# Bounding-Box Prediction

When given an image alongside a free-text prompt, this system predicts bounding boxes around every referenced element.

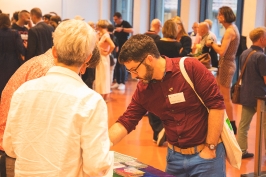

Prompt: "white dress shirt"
[3,66,113,177]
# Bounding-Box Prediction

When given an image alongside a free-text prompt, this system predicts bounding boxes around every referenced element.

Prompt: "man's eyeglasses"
[126,57,146,74]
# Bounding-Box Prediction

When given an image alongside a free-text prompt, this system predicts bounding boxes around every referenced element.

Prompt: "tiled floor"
[109,80,264,177]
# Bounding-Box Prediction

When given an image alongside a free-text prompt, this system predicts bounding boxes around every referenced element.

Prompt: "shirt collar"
[47,66,83,82]
[250,45,263,52]
[165,57,174,73]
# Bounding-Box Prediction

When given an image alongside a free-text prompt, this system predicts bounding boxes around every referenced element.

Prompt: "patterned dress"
[217,24,240,88]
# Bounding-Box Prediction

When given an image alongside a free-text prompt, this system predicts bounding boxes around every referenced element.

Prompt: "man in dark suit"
[26,8,54,60]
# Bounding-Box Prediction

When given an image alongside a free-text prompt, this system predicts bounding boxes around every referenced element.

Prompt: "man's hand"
[199,146,216,159]
[205,39,213,47]
[114,27,123,32]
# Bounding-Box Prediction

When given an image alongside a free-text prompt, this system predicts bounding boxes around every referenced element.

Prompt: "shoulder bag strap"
[179,57,209,112]
[236,50,256,84]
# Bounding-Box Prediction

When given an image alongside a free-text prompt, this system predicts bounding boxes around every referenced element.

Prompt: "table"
[113,152,174,177]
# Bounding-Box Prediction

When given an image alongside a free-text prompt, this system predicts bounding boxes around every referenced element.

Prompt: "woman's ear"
[52,46,58,64]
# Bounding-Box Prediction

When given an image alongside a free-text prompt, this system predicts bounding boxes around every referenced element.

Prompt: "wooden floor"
[108,80,264,176]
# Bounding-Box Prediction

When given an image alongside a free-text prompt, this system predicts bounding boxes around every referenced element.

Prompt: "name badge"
[168,92,185,104]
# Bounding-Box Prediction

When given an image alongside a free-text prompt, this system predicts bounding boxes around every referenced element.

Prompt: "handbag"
[231,50,256,104]
[196,53,211,69]
[179,57,242,169]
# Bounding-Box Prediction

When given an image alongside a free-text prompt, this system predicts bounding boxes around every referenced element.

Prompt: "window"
[200,0,244,42]
[200,0,244,83]
[111,0,134,25]
[150,0,181,23]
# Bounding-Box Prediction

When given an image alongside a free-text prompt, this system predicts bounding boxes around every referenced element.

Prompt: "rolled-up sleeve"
[117,88,148,134]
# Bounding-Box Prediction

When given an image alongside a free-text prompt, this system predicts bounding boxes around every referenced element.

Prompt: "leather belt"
[168,138,222,155]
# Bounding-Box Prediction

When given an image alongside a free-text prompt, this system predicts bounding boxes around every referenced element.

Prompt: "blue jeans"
[166,143,226,177]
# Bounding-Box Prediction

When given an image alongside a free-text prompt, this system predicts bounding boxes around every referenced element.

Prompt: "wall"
[0,0,62,17]
[180,0,200,34]
[242,0,266,47]
[133,0,149,34]
[1,0,265,43]
[0,0,110,23]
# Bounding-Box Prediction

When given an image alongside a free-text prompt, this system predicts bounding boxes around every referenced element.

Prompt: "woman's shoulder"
[181,35,192,41]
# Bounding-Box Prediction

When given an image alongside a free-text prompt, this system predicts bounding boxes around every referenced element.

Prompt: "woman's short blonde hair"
[53,19,97,66]
[172,16,188,37]
[162,19,178,39]
[97,20,110,29]
[249,27,266,43]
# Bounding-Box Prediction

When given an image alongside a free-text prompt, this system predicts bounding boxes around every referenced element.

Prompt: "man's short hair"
[162,19,178,39]
[113,12,122,18]
[50,15,61,24]
[0,13,11,29]
[18,10,29,18]
[249,27,266,43]
[107,24,114,32]
[43,14,51,20]
[30,8,42,18]
[204,19,213,29]
[53,19,97,67]
[12,11,19,21]
[119,34,160,64]
[219,6,236,23]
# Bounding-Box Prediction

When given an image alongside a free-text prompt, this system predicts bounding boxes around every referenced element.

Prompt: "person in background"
[81,47,101,89]
[107,24,119,85]
[3,19,113,177]
[172,16,192,56]
[197,22,218,67]
[26,8,54,60]
[88,21,96,30]
[94,20,115,101]
[144,18,162,41]
[204,19,217,42]
[11,10,31,44]
[112,12,134,90]
[109,34,225,176]
[42,14,51,24]
[188,22,199,37]
[49,15,61,29]
[74,15,84,21]
[150,19,182,146]
[11,11,19,25]
[237,27,266,159]
[155,19,182,58]
[0,13,25,97]
[0,10,2,13]
[206,6,240,134]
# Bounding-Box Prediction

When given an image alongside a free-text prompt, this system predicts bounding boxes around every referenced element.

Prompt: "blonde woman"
[172,16,192,56]
[206,6,240,134]
[95,20,115,101]
[155,19,182,58]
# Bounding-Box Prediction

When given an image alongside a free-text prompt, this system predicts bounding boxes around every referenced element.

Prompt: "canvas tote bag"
[179,57,242,169]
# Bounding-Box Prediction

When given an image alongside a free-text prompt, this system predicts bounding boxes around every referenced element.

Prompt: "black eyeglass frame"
[126,57,146,74]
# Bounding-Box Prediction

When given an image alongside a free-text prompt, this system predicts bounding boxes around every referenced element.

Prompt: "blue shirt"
[240,45,266,107]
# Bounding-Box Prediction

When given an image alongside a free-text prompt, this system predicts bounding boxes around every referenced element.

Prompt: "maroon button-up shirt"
[117,57,225,148]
